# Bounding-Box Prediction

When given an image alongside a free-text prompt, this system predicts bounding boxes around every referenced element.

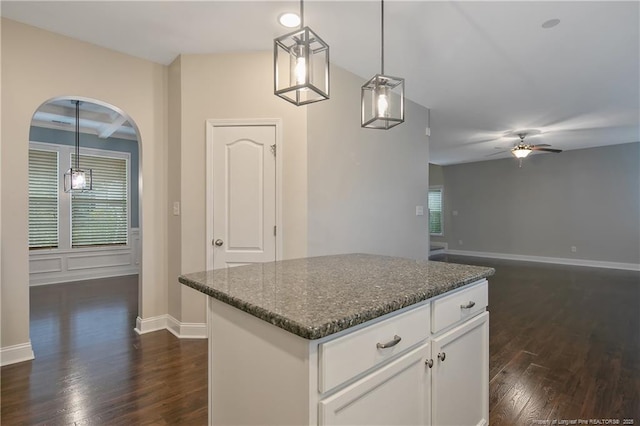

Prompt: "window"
[28,142,130,251]
[71,153,128,247]
[428,186,443,236]
[29,148,59,249]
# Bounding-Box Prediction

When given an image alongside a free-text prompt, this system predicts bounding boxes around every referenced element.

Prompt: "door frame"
[205,118,283,270]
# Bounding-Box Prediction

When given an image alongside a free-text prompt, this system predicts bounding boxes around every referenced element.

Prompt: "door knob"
[214,239,224,247]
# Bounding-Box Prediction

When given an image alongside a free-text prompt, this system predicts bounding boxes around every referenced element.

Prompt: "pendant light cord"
[75,100,80,170]
[300,0,304,28]
[381,0,384,75]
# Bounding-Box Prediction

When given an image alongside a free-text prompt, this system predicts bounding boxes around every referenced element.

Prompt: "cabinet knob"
[214,239,224,247]
[425,359,434,368]
[437,352,446,362]
[376,335,402,349]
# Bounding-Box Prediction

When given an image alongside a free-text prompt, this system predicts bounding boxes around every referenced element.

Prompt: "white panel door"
[212,125,276,269]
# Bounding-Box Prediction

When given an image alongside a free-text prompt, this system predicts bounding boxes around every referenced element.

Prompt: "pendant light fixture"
[274,0,330,105]
[361,0,405,129]
[63,100,92,192]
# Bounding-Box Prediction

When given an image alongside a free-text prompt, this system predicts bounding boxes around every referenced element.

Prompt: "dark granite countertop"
[179,253,494,340]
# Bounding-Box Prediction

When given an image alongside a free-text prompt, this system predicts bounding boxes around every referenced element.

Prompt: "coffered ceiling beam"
[98,115,128,139]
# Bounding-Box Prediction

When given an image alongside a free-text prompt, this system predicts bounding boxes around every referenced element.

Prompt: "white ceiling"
[3,1,638,165]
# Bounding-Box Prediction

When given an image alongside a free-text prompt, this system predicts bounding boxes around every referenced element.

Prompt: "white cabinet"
[205,279,489,426]
[319,342,431,426]
[431,311,489,426]
[318,280,489,426]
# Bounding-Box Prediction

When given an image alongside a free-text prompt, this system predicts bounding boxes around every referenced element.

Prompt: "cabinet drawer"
[319,343,431,426]
[431,279,487,334]
[319,304,430,394]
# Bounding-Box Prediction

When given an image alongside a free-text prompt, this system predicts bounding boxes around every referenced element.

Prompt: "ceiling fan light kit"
[511,145,532,159]
[508,132,563,167]
[361,0,405,130]
[63,100,92,193]
[274,0,330,106]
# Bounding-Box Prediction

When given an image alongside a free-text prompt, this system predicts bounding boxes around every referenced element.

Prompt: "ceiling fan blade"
[532,144,551,147]
[532,147,562,153]
[486,150,508,157]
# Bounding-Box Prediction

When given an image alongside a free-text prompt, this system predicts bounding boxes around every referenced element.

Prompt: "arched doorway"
[27,96,143,356]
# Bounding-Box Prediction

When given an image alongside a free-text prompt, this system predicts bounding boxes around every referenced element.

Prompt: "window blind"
[428,188,443,235]
[71,154,128,247]
[29,149,59,249]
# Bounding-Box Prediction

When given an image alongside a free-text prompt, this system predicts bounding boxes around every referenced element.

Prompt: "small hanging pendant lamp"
[63,100,92,192]
[361,0,405,129]
[274,0,330,105]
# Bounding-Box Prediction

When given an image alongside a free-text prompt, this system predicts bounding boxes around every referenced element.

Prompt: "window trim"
[428,185,444,237]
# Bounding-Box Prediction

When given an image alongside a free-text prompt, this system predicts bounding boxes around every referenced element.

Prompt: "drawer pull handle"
[460,301,476,309]
[376,335,402,349]
[438,352,446,362]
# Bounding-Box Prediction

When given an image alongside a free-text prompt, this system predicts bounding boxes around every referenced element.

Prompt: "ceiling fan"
[509,133,562,159]
[488,132,563,166]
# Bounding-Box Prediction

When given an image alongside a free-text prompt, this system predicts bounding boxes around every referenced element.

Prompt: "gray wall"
[434,142,640,264]
[29,127,140,227]
[307,64,431,259]
[428,164,446,246]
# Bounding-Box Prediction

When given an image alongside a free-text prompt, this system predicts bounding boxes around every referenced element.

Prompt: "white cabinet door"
[320,342,432,426]
[431,311,489,426]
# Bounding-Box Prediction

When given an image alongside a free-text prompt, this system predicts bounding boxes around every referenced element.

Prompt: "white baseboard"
[445,249,640,271]
[1,341,35,366]
[134,315,167,334]
[134,315,207,339]
[166,315,207,339]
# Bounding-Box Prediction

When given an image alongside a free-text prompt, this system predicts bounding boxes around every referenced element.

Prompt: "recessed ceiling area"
[3,1,638,164]
[32,99,137,141]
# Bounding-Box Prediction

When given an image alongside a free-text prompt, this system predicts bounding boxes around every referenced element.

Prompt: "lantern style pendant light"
[274,0,330,105]
[64,100,92,192]
[361,0,405,129]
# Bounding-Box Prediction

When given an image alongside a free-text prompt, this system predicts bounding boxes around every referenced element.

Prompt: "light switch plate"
[173,201,180,216]
[416,206,424,216]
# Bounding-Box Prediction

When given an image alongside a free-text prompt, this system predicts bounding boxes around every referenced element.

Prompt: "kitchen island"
[179,253,495,426]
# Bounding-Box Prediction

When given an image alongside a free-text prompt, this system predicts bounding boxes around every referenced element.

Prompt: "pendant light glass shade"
[64,100,92,193]
[64,168,92,192]
[361,74,404,129]
[361,0,405,129]
[274,1,329,105]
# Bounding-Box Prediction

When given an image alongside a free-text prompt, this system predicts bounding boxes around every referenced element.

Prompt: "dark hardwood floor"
[1,258,638,425]
[437,255,640,425]
[1,276,207,425]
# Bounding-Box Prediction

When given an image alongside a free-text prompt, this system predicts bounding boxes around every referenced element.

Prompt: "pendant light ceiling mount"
[274,0,330,106]
[63,100,92,193]
[361,0,405,130]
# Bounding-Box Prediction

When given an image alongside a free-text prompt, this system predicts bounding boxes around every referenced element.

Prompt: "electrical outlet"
[452,210,459,216]
[458,240,463,246]
[571,246,577,253]
[173,201,180,216]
